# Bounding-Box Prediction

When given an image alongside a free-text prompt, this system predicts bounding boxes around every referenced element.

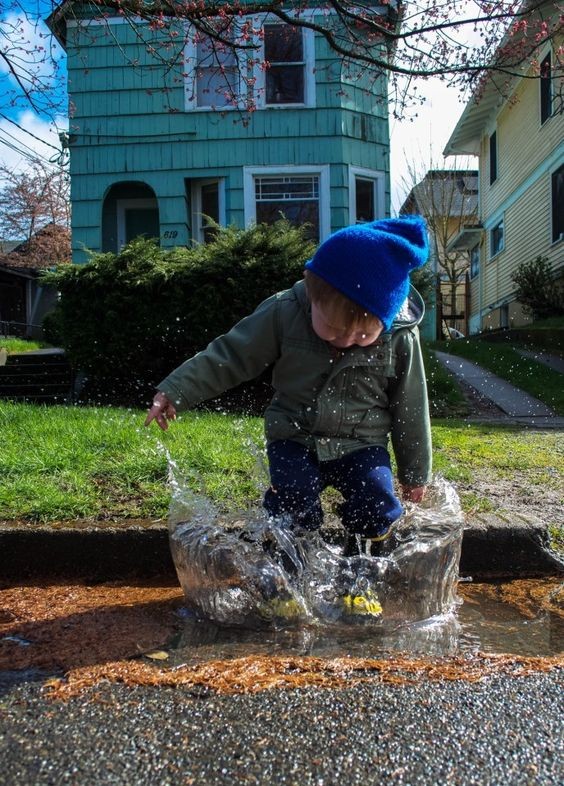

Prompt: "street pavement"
[1,670,562,786]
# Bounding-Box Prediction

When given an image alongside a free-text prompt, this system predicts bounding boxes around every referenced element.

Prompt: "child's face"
[311,302,383,348]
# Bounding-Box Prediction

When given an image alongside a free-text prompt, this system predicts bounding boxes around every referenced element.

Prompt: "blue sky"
[0,1,67,168]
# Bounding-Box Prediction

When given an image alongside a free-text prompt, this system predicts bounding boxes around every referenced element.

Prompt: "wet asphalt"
[1,670,562,786]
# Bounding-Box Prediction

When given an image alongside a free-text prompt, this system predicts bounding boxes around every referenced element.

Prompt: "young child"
[146,215,432,559]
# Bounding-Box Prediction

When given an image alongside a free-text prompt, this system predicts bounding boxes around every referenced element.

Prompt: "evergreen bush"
[511,256,564,321]
[42,220,315,405]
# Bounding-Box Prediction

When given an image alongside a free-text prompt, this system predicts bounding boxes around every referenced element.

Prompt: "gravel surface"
[1,671,562,786]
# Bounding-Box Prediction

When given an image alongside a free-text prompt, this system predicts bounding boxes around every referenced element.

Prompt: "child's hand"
[145,391,177,431]
[401,485,426,503]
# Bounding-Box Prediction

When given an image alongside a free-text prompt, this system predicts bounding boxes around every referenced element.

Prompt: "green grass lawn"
[431,337,564,415]
[0,338,49,354]
[0,403,264,523]
[1,402,562,524]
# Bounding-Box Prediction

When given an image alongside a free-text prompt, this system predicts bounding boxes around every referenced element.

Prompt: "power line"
[0,124,47,158]
[0,113,62,153]
[0,132,51,166]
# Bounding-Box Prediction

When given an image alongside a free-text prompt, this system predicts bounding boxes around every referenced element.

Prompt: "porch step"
[0,350,74,402]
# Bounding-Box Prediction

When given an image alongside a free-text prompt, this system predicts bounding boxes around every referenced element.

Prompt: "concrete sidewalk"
[433,350,564,429]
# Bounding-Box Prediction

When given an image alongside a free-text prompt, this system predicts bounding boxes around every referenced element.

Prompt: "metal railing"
[0,320,43,338]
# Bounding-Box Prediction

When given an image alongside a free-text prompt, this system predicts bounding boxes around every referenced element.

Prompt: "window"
[255,175,319,238]
[185,17,315,111]
[244,166,330,241]
[491,219,504,256]
[540,52,553,125]
[349,168,384,224]
[195,32,239,108]
[489,131,498,185]
[552,165,564,243]
[470,245,480,279]
[191,179,225,243]
[264,24,305,104]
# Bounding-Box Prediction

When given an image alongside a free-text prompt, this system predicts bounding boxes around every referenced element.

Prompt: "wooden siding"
[482,171,563,310]
[481,71,563,220]
[65,15,391,261]
[474,36,564,328]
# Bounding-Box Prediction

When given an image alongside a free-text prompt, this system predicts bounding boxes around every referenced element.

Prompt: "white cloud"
[0,110,68,173]
[390,78,478,214]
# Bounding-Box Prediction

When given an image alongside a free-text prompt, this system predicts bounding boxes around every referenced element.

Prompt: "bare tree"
[400,160,479,333]
[0,159,70,241]
[1,1,562,120]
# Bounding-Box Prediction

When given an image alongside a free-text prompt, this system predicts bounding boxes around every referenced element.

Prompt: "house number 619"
[163,230,178,239]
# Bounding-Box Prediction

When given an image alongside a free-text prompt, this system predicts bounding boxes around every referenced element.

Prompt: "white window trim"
[116,198,159,249]
[489,217,505,259]
[243,165,330,240]
[348,167,385,224]
[191,178,226,243]
[253,16,316,109]
[184,30,244,112]
[184,14,315,111]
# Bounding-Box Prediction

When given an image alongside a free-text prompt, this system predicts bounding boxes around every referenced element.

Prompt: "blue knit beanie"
[305,215,429,330]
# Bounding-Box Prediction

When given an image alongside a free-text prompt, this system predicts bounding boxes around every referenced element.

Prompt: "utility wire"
[0,132,52,165]
[0,124,47,158]
[0,130,49,164]
[0,112,62,152]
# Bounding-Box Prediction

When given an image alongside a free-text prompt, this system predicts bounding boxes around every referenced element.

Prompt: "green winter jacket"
[158,280,432,486]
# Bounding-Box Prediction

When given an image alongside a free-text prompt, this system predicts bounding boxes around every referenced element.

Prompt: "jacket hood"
[391,284,425,330]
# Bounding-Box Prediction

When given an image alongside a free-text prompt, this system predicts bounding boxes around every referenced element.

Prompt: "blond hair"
[304,270,382,331]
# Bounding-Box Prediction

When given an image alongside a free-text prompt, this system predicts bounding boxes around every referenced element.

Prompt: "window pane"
[489,132,497,185]
[491,222,504,255]
[540,53,552,124]
[255,176,318,200]
[197,68,238,106]
[265,25,303,62]
[266,66,304,103]
[255,175,320,240]
[552,165,564,242]
[197,38,237,68]
[256,200,319,240]
[201,183,219,223]
[355,178,375,223]
[470,245,480,278]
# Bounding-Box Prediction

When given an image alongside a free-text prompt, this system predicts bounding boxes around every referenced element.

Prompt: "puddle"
[1,578,561,700]
[162,466,562,666]
[164,578,563,667]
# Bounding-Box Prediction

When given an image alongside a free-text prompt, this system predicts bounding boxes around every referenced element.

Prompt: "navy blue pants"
[263,440,403,538]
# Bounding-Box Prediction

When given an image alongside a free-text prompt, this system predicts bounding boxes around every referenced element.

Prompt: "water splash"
[165,451,465,632]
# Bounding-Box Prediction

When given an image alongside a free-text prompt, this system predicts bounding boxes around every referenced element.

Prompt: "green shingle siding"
[64,14,391,261]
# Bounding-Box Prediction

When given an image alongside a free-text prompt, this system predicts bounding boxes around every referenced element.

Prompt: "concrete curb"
[1,522,562,583]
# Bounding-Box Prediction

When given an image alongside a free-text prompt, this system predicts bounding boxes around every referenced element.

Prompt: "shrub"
[511,256,564,320]
[41,220,315,405]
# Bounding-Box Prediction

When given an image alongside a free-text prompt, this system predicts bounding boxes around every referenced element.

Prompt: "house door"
[116,197,160,249]
[125,208,160,243]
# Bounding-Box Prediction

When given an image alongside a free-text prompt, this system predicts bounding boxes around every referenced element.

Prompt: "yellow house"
[444,3,563,334]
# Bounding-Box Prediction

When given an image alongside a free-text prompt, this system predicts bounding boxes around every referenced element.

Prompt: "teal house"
[48,3,394,263]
